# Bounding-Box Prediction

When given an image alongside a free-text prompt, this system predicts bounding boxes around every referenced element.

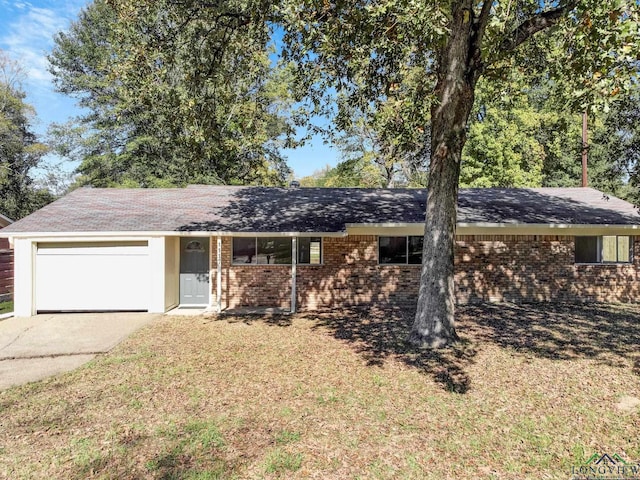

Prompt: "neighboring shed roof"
[3,186,639,234]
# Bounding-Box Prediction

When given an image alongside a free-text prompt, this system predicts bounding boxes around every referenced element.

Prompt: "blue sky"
[0,0,339,180]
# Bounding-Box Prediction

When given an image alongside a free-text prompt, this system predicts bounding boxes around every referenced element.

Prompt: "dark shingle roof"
[3,186,639,234]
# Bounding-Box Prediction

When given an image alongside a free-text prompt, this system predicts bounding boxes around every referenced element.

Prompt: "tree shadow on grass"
[303,302,640,393]
[214,302,640,394]
[461,302,640,369]
[219,313,294,328]
[212,308,476,393]
[305,307,478,394]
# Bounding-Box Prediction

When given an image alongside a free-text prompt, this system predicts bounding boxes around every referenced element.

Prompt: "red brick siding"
[211,237,291,309]
[210,234,640,310]
[0,237,13,298]
[455,235,640,303]
[296,235,420,309]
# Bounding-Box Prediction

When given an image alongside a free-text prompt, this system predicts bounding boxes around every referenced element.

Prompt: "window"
[379,236,423,264]
[575,236,633,264]
[232,237,322,265]
[257,238,292,264]
[233,238,257,264]
[298,237,322,264]
[184,240,205,252]
[379,236,406,264]
[408,236,423,264]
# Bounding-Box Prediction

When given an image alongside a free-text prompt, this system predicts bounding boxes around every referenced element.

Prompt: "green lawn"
[1,303,639,479]
[0,300,12,315]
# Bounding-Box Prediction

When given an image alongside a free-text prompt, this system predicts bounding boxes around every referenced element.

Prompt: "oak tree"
[280,0,640,346]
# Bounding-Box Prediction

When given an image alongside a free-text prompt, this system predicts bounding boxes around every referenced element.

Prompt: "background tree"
[299,157,387,187]
[330,67,431,188]
[0,52,53,220]
[587,93,640,205]
[460,74,628,191]
[461,76,547,187]
[279,0,640,346]
[305,71,638,196]
[49,0,297,187]
[303,110,429,188]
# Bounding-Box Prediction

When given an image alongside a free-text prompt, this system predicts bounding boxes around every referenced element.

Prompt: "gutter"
[345,222,640,236]
[5,222,640,248]
[3,230,349,248]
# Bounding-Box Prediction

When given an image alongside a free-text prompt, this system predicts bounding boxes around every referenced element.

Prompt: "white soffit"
[346,223,640,236]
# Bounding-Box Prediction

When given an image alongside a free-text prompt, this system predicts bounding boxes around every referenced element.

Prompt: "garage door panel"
[36,242,150,311]
[37,241,148,255]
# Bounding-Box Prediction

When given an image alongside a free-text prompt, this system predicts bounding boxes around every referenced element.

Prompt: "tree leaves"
[0,52,53,219]
[49,0,298,188]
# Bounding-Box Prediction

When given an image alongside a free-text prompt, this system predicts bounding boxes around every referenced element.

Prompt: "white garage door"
[36,241,150,312]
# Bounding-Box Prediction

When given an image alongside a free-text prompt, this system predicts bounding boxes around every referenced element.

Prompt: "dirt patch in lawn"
[1,303,639,479]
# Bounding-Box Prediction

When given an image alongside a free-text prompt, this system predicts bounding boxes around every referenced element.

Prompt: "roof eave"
[4,230,349,241]
[346,222,640,236]
[6,222,640,243]
[0,213,13,227]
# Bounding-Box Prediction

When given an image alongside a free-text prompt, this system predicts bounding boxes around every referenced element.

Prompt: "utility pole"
[581,111,588,187]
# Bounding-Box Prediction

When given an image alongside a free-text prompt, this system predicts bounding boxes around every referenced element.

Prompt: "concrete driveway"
[0,313,159,390]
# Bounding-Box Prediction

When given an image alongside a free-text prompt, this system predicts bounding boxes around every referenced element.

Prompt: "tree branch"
[498,1,578,54]
[474,0,493,48]
[467,0,494,79]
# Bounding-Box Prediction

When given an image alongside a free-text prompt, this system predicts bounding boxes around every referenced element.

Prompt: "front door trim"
[179,237,210,306]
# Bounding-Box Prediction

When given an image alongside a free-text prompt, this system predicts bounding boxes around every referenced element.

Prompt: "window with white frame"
[298,237,322,264]
[232,237,322,265]
[379,236,423,264]
[574,236,633,264]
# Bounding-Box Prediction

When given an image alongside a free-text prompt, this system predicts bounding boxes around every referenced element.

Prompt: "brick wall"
[296,235,420,309]
[456,235,640,304]
[211,234,640,311]
[212,237,292,309]
[0,237,13,300]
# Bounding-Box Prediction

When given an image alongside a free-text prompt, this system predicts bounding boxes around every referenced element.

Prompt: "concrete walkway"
[0,313,159,390]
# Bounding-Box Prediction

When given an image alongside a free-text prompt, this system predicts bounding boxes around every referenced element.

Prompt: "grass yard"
[1,303,640,479]
[0,300,12,315]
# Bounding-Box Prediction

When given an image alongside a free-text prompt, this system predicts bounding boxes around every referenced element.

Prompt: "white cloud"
[1,6,72,85]
[0,0,88,134]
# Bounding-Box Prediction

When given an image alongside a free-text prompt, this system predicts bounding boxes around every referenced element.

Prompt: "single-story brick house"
[0,213,14,302]
[3,185,639,317]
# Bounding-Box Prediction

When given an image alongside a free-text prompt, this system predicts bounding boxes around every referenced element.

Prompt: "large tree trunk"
[407,2,480,348]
